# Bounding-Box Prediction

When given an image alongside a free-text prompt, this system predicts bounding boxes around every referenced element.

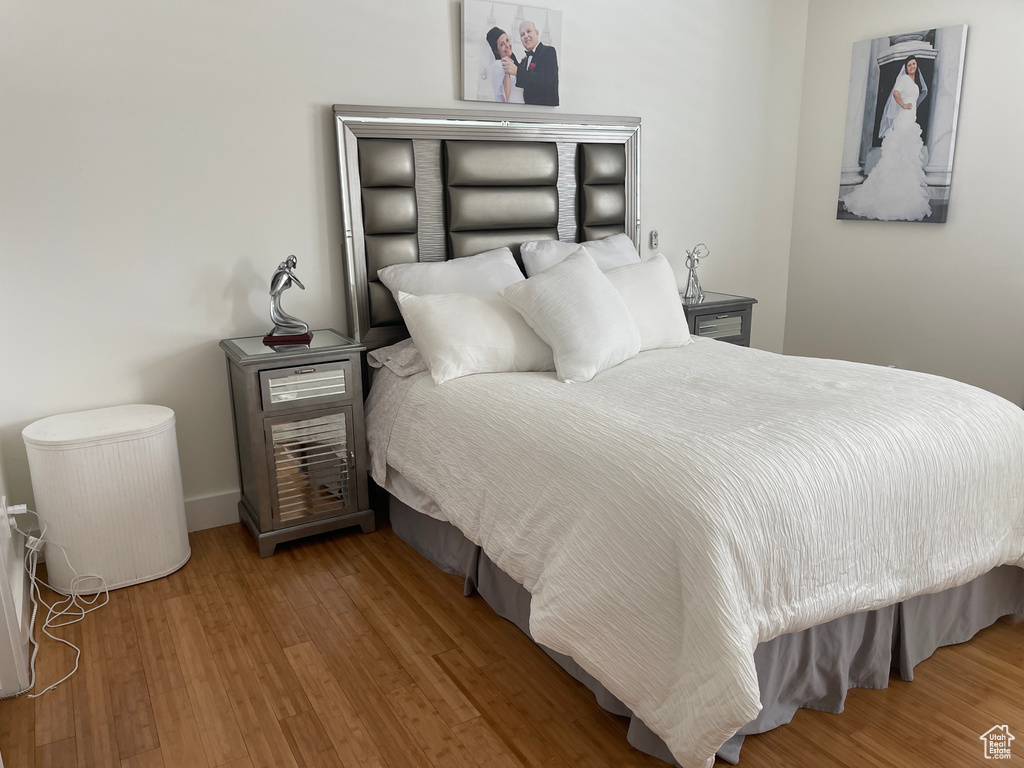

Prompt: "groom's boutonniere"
[528,62,537,70]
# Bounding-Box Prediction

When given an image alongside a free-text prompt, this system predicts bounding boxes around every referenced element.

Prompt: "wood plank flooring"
[1,521,1021,767]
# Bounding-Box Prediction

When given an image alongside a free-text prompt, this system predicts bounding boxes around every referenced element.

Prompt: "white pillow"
[604,255,693,351]
[520,233,640,276]
[657,251,696,292]
[500,248,641,383]
[396,291,554,385]
[378,247,524,301]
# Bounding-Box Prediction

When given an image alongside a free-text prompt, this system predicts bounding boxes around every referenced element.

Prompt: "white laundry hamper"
[22,404,191,593]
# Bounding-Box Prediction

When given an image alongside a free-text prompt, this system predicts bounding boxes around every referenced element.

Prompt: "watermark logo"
[981,725,1015,760]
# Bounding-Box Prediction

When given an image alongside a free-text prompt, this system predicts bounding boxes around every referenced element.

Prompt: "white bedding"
[365,338,1024,768]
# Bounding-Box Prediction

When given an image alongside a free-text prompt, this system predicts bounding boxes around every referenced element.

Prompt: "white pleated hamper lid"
[23,405,176,449]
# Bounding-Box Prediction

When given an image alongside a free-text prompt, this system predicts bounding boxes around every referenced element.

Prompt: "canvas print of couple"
[463,1,561,106]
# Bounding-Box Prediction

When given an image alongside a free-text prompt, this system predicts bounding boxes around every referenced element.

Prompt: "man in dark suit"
[502,20,559,106]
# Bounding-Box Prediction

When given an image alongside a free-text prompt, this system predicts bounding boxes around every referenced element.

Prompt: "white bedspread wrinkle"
[367,339,1024,768]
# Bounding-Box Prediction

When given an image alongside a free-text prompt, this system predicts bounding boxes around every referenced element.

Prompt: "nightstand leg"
[259,538,277,558]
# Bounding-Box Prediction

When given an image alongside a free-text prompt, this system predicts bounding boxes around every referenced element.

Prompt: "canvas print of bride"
[837,26,967,223]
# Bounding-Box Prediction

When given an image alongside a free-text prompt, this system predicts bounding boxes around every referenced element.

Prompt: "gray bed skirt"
[388,498,1024,765]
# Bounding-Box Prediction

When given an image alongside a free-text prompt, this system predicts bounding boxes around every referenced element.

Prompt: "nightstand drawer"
[695,313,744,341]
[259,360,353,412]
[680,291,757,347]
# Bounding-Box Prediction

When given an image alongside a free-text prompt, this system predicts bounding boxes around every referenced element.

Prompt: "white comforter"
[367,339,1024,767]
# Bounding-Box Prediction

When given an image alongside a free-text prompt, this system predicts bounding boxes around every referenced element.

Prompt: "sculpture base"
[263,332,313,346]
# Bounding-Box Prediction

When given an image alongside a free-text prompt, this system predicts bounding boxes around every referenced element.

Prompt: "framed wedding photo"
[461,1,563,107]
[837,25,967,224]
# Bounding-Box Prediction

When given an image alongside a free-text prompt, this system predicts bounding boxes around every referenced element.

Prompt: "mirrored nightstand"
[680,292,757,347]
[220,329,373,556]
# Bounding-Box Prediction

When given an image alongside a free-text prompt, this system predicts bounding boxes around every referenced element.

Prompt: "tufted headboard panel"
[445,140,560,263]
[333,105,640,349]
[579,143,628,242]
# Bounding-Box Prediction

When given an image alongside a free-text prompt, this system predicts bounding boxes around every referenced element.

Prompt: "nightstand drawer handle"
[716,314,731,319]
[295,367,316,374]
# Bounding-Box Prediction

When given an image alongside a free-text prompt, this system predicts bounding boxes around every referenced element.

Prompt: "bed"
[331,105,1024,767]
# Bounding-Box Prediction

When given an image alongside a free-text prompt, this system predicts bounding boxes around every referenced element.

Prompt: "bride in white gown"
[843,56,931,221]
[485,27,525,103]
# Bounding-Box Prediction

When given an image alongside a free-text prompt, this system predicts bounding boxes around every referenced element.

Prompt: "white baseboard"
[184,491,240,532]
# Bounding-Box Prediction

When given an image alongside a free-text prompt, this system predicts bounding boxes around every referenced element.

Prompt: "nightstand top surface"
[679,291,757,309]
[220,329,361,363]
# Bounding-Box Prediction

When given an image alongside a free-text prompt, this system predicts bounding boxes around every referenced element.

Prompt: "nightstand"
[220,329,373,557]
[680,292,757,347]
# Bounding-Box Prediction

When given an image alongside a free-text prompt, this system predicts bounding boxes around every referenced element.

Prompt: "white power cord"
[2,504,108,700]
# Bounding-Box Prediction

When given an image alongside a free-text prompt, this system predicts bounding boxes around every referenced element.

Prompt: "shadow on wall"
[136,341,240,498]
[1,257,265,511]
[220,258,267,335]
[320,105,348,329]
[1,340,241,514]
[0,423,36,509]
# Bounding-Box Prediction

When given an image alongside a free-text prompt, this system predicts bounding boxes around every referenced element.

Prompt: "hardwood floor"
[1,521,1021,767]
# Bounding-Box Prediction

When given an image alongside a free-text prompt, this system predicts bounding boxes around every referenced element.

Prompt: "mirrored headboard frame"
[333,104,641,349]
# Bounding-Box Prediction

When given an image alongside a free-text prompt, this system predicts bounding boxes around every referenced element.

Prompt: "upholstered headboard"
[332,105,641,349]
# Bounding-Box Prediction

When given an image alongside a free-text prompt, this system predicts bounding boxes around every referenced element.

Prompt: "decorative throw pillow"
[520,233,641,276]
[396,291,554,385]
[500,248,641,383]
[604,255,693,351]
[378,246,524,301]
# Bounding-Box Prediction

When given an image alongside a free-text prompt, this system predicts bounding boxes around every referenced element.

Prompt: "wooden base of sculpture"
[263,332,313,346]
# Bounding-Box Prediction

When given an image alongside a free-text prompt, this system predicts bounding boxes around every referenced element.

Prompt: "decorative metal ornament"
[265,255,312,344]
[682,243,710,302]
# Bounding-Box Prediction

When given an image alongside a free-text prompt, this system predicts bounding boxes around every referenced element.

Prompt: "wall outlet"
[2,498,28,531]
[0,497,11,547]
[649,230,659,249]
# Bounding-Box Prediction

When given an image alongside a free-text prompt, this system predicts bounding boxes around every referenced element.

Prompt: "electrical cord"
[1,506,109,700]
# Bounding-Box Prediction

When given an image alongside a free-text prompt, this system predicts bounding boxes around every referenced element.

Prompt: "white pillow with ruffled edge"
[366,337,429,377]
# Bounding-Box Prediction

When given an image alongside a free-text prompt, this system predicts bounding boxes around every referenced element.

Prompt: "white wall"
[785,1,1024,406]
[1,0,808,528]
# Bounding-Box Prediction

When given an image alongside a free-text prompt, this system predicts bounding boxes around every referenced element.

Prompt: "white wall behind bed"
[0,0,808,529]
[785,1,1024,407]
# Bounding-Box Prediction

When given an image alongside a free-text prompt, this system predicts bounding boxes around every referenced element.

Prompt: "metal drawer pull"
[295,367,316,374]
[716,314,730,319]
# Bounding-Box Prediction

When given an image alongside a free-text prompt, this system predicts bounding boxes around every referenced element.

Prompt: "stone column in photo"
[839,39,872,188]
[923,26,968,194]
